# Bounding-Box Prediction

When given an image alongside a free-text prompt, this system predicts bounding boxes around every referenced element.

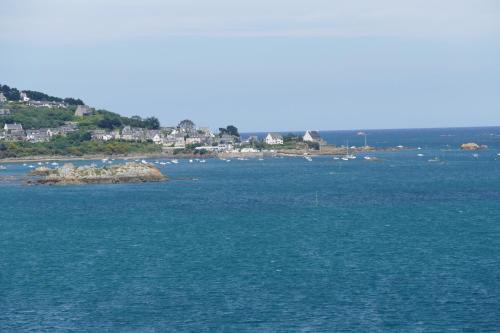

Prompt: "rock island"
[28,162,166,185]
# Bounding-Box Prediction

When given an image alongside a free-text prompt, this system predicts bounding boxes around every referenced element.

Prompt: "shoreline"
[0,152,214,164]
[0,146,419,164]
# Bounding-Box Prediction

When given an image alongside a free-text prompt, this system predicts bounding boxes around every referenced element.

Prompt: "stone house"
[26,129,50,142]
[121,126,145,141]
[3,123,25,141]
[74,105,93,117]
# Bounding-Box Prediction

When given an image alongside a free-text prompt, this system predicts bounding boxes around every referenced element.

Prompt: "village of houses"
[0,91,326,154]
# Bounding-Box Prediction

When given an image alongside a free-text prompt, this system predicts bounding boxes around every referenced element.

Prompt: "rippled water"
[1,128,500,332]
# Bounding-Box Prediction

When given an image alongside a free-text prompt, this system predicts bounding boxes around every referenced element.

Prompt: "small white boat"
[51,162,59,166]
[428,157,440,163]
[333,157,340,160]
[258,158,264,161]
[28,165,35,168]
[364,156,372,160]
[304,156,313,162]
[417,147,422,150]
[23,163,27,166]
[171,159,179,164]
[189,159,193,163]
[199,160,206,163]
[417,153,424,157]
[472,153,479,158]
[341,157,349,161]
[0,165,6,170]
[37,162,42,166]
[226,159,231,162]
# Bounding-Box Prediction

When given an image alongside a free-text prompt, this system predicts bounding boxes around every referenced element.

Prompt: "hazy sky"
[1,0,499,131]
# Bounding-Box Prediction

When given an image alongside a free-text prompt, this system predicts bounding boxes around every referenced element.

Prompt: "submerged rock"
[28,162,167,185]
[460,143,488,150]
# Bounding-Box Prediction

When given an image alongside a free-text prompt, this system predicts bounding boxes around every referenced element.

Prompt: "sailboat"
[344,140,356,160]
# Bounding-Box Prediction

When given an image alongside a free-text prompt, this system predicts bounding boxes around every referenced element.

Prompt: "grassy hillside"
[0,102,160,130]
[0,102,76,129]
[0,131,162,158]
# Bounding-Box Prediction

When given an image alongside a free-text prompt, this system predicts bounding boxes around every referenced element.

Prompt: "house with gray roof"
[265,133,284,145]
[26,129,50,142]
[303,130,324,143]
[3,123,25,141]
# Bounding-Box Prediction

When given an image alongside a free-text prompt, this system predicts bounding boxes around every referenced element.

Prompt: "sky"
[1,0,499,131]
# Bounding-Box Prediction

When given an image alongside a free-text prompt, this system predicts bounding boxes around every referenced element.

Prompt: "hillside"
[0,83,163,158]
[0,83,160,130]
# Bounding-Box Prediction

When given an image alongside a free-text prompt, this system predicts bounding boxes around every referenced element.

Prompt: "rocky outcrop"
[460,143,488,150]
[28,162,167,185]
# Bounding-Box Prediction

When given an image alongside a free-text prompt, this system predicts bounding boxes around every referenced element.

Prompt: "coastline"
[0,146,418,164]
[0,152,215,164]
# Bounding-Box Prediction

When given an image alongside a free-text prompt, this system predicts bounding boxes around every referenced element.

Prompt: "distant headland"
[0,83,489,162]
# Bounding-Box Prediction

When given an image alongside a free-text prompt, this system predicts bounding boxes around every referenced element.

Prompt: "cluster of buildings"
[1,89,327,151]
[87,120,237,151]
[1,123,79,142]
[20,91,70,109]
[0,119,242,151]
[264,130,325,145]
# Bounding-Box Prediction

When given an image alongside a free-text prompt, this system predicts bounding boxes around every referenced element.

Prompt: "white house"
[20,91,30,102]
[152,134,163,145]
[303,130,323,143]
[186,136,202,145]
[0,92,7,103]
[265,133,284,145]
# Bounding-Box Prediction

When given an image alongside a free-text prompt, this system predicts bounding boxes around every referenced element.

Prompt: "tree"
[178,119,195,131]
[98,117,122,130]
[143,117,160,129]
[226,125,239,137]
[0,84,20,101]
[63,98,85,105]
[24,90,62,102]
[219,125,239,137]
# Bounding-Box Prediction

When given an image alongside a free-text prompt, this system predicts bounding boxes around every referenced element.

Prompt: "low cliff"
[28,162,167,185]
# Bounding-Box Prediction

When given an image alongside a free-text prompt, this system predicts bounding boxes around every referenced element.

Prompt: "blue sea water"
[1,127,500,332]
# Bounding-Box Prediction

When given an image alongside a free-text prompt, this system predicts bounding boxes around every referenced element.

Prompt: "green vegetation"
[218,125,240,137]
[0,103,160,131]
[23,90,84,105]
[77,110,160,130]
[0,83,165,158]
[0,131,162,158]
[0,84,21,101]
[0,102,76,129]
[173,143,209,155]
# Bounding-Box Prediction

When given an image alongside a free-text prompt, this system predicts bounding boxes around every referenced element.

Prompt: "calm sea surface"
[1,127,500,332]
